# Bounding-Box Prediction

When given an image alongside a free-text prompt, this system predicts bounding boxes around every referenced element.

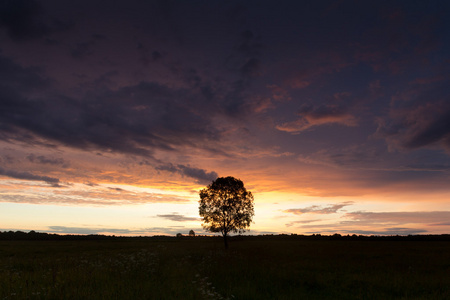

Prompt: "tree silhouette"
[199,176,254,249]
[189,230,195,237]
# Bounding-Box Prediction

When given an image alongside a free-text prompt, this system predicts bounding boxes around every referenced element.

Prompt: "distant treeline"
[0,231,174,241]
[1,230,450,241]
[235,233,450,242]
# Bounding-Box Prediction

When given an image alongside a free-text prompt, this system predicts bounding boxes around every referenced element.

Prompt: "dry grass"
[1,236,449,299]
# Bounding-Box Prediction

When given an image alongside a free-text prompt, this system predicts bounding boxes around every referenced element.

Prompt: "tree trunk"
[223,232,229,249]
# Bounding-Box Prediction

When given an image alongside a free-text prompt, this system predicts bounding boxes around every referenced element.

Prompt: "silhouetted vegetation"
[199,176,254,248]
[0,230,117,241]
[2,230,450,241]
[1,233,450,299]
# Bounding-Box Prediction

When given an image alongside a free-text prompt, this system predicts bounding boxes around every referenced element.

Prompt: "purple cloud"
[0,167,59,185]
[276,104,357,134]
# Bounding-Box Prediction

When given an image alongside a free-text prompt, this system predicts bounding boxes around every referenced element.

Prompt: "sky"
[1,0,450,236]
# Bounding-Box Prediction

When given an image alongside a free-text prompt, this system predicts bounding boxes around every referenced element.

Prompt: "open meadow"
[1,235,450,299]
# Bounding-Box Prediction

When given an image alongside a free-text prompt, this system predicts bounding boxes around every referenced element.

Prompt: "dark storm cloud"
[0,55,47,90]
[227,30,263,79]
[0,2,268,160]
[0,0,47,40]
[400,102,450,151]
[0,55,49,142]
[27,154,69,167]
[0,55,222,156]
[71,41,96,59]
[284,202,353,215]
[152,51,162,61]
[137,45,163,66]
[238,30,262,56]
[405,111,450,150]
[0,48,263,176]
[177,165,218,185]
[1,0,450,195]
[0,167,59,185]
[156,213,199,222]
[70,34,106,59]
[352,1,449,75]
[236,30,263,77]
[240,57,261,77]
[156,164,218,185]
[376,78,450,152]
[0,0,69,41]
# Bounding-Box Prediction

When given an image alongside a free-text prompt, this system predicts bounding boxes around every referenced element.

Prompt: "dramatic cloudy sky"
[1,0,450,236]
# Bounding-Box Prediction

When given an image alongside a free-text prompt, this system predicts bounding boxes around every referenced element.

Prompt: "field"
[1,235,450,299]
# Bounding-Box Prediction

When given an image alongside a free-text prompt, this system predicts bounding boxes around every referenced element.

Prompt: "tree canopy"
[199,176,254,248]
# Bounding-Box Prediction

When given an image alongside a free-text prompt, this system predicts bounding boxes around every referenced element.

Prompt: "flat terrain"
[1,235,450,299]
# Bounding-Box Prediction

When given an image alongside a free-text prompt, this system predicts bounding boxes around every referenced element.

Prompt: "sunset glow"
[1,0,450,236]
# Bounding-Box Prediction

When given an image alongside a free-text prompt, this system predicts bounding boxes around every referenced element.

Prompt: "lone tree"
[199,176,254,249]
[189,230,195,237]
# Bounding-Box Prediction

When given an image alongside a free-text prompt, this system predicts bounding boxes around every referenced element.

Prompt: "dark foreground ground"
[1,234,449,299]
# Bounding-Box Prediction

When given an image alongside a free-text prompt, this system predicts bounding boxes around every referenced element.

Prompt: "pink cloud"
[276,104,357,134]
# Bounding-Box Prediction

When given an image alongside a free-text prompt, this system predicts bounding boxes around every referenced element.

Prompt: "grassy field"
[1,236,450,299]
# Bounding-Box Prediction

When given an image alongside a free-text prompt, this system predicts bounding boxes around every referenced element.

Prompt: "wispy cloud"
[344,211,450,225]
[285,219,322,227]
[0,181,190,205]
[27,154,69,167]
[299,226,428,236]
[0,167,60,186]
[156,213,200,222]
[288,210,450,235]
[284,202,353,215]
[48,226,139,235]
[340,228,428,236]
[276,104,357,134]
[47,226,203,236]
